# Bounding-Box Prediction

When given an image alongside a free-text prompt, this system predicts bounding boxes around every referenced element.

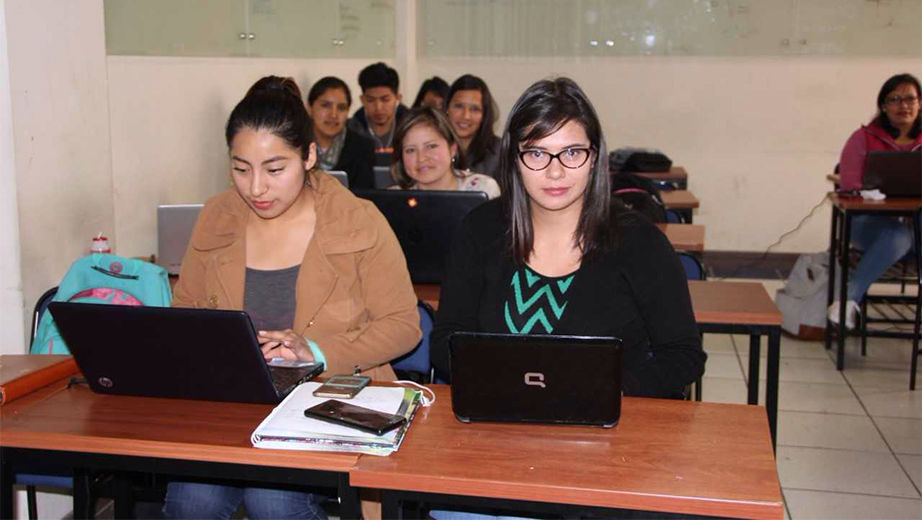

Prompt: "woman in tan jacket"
[164,76,420,520]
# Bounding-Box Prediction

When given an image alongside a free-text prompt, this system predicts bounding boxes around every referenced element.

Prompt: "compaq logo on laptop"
[524,372,546,388]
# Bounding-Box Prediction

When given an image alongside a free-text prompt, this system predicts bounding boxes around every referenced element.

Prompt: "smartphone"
[311,375,371,399]
[304,400,406,436]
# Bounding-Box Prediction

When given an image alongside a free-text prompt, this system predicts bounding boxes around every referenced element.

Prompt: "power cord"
[714,194,829,281]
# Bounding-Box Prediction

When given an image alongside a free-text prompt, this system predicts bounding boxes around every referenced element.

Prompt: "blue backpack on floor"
[31,254,173,354]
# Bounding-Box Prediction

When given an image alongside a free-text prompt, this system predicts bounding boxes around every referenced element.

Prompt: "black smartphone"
[304,400,406,436]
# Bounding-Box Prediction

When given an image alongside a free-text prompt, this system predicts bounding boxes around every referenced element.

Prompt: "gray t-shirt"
[243,265,300,332]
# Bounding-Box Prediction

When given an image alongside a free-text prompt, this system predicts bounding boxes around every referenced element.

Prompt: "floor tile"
[875,417,922,455]
[776,446,919,498]
[844,366,919,390]
[778,337,833,360]
[701,333,736,354]
[741,355,847,385]
[699,376,748,405]
[783,489,922,520]
[853,385,922,420]
[766,381,865,415]
[777,411,889,452]
[702,353,744,379]
[897,454,921,491]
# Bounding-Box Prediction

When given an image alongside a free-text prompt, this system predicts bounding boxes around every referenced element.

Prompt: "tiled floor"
[701,280,922,520]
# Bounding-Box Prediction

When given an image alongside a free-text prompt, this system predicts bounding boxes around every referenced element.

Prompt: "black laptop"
[862,151,921,196]
[48,302,324,404]
[354,189,489,283]
[449,332,622,427]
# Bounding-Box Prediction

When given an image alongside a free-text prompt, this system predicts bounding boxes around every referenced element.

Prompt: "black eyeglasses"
[885,95,920,107]
[518,148,593,171]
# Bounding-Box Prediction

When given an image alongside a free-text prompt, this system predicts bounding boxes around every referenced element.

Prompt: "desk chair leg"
[694,378,703,402]
[26,486,37,520]
[113,472,134,519]
[382,492,402,520]
[766,328,781,451]
[836,214,854,371]
[910,215,922,391]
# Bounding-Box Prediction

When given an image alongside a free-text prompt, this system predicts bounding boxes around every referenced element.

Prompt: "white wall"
[6,0,113,347]
[419,56,922,252]
[0,0,25,355]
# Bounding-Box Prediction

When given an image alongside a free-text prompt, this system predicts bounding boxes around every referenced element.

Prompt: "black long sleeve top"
[431,200,706,398]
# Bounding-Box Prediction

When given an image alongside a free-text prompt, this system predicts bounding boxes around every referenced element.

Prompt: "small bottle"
[90,235,111,255]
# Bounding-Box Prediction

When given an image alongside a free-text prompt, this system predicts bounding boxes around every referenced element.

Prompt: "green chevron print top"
[504,266,576,334]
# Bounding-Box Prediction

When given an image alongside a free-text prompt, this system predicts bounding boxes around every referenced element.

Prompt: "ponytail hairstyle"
[226,76,314,161]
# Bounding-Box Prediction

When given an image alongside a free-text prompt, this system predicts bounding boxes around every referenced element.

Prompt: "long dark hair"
[873,73,921,140]
[498,77,612,264]
[391,107,467,188]
[226,76,314,161]
[446,74,499,168]
[412,76,450,108]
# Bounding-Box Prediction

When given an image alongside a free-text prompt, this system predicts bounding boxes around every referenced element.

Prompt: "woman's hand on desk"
[259,329,315,362]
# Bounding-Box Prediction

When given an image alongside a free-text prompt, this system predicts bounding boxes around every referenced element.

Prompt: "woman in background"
[390,106,500,199]
[831,73,921,329]
[307,76,376,189]
[166,76,419,519]
[445,74,501,177]
[412,76,450,110]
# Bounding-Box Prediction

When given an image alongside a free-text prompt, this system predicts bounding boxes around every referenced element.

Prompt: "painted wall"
[6,0,114,348]
[106,55,921,259]
[0,0,25,356]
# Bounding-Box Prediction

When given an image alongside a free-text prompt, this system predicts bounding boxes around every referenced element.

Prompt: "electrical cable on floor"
[714,194,830,281]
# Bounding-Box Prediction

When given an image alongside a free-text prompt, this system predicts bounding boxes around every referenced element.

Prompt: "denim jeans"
[845,214,918,302]
[162,481,328,520]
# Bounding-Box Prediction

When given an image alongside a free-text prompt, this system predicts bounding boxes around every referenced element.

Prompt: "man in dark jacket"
[347,62,409,162]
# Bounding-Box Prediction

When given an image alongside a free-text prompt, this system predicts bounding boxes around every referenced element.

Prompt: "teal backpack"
[31,254,173,354]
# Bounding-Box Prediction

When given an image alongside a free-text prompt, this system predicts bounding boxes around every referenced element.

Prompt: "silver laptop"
[449,332,622,427]
[157,204,203,275]
[373,166,396,189]
[327,170,349,188]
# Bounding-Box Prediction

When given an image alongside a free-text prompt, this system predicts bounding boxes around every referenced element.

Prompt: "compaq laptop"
[862,151,921,196]
[449,332,622,427]
[354,189,489,283]
[48,302,323,404]
[157,204,203,275]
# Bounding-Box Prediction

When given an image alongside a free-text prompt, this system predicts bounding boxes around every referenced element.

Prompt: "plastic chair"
[391,301,436,383]
[677,252,707,401]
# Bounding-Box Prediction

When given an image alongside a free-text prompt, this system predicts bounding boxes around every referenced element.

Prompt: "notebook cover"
[0,355,78,405]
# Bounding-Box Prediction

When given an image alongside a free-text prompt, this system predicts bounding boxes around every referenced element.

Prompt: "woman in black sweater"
[431,78,705,398]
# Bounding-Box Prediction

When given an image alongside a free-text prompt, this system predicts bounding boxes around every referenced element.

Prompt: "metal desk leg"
[825,205,840,351]
[766,327,781,451]
[747,335,761,405]
[836,213,853,370]
[113,472,134,519]
[911,212,922,391]
[338,474,362,520]
[382,491,402,520]
[72,468,94,520]
[1,451,13,520]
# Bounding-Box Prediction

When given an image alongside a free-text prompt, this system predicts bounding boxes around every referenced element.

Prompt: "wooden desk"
[351,386,782,520]
[0,381,361,519]
[660,190,699,223]
[657,223,705,252]
[635,166,689,189]
[414,281,782,448]
[824,193,922,387]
